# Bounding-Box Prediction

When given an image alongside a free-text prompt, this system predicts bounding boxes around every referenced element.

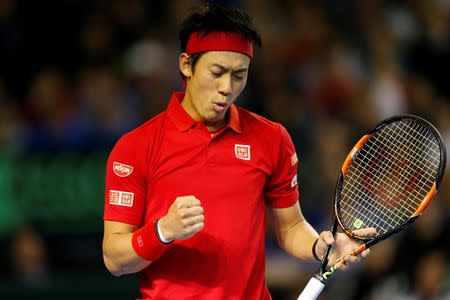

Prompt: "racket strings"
[342,122,438,232]
[353,143,430,209]
[371,122,439,201]
[380,123,439,202]
[368,122,439,186]
[383,122,440,175]
[341,186,404,233]
[344,124,437,231]
[346,133,433,216]
[339,120,441,238]
[359,124,438,207]
[365,123,437,195]
[341,170,419,234]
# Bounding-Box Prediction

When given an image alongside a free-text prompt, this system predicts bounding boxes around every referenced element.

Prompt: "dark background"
[0,0,449,299]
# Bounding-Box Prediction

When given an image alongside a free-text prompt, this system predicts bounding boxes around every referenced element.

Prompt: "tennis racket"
[297,114,447,300]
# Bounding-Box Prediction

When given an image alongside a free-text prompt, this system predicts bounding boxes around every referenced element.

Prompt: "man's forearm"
[270,204,320,261]
[103,231,152,276]
[278,217,319,260]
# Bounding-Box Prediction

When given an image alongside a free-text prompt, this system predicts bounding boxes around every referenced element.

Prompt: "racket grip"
[297,277,325,300]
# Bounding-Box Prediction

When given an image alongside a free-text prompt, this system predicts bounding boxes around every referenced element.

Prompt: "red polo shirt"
[104,92,299,300]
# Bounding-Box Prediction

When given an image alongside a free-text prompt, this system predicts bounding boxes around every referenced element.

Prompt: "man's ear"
[179,53,192,78]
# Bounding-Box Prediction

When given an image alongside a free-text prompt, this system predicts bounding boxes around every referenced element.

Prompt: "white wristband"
[157,220,173,244]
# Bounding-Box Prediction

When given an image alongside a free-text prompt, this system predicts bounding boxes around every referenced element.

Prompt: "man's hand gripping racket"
[298,115,447,300]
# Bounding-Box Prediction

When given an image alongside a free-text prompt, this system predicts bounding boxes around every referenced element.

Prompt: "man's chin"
[203,115,226,128]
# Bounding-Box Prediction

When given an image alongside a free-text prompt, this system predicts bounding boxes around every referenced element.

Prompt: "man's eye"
[233,73,245,80]
[211,71,222,77]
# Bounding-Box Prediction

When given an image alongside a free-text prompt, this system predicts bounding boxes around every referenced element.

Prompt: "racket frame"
[316,114,447,284]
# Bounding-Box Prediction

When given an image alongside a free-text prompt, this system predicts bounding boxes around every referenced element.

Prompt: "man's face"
[182,51,250,130]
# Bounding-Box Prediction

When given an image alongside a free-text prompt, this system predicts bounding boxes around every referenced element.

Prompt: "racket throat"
[320,265,338,282]
[320,219,339,274]
[320,244,333,274]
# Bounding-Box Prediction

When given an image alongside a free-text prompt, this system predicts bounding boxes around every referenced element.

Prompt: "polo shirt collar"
[167,92,242,133]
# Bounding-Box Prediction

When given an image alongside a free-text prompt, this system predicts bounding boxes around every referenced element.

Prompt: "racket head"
[335,115,447,241]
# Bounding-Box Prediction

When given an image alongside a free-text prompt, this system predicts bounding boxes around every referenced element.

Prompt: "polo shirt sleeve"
[103,132,147,225]
[265,124,299,208]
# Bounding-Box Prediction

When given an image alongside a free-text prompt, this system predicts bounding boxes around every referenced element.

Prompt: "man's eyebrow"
[211,63,248,73]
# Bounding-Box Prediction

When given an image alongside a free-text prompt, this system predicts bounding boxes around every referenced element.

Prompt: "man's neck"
[181,92,228,133]
[205,120,226,133]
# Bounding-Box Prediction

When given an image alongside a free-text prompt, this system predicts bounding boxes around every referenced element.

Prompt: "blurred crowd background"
[0,0,449,299]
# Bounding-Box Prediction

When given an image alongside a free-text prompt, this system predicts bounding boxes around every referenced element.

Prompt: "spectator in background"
[124,32,178,118]
[407,0,450,99]
[9,226,49,288]
[77,14,116,68]
[0,78,22,152]
[409,249,450,300]
[21,69,82,152]
[365,19,409,120]
[76,66,142,149]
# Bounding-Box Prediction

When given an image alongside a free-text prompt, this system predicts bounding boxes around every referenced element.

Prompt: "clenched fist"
[158,196,204,241]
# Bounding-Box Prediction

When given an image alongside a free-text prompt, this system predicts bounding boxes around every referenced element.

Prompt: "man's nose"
[218,75,232,96]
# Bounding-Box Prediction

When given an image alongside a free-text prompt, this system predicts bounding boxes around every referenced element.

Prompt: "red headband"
[185,31,253,58]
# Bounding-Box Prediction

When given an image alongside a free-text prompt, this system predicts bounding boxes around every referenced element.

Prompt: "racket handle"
[297,277,325,300]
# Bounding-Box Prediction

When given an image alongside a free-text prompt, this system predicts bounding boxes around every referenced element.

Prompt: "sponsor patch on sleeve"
[113,162,134,177]
[291,174,298,188]
[109,190,134,207]
[291,153,298,166]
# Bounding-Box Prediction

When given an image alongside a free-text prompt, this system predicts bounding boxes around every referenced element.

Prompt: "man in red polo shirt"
[102,3,369,299]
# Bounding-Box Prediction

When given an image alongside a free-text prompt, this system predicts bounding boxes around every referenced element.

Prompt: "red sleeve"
[265,124,299,208]
[103,131,147,225]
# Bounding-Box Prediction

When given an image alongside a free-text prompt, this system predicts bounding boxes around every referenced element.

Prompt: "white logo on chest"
[235,144,251,160]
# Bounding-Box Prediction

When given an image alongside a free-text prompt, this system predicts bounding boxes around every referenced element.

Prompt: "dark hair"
[178,3,262,76]
[179,3,262,52]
